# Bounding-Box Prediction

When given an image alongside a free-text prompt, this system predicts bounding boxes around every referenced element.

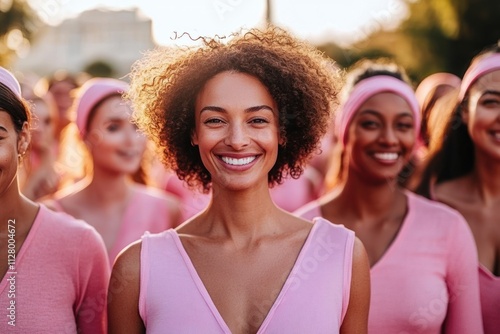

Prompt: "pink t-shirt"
[139,218,354,333]
[0,205,109,333]
[295,191,483,334]
[479,264,500,334]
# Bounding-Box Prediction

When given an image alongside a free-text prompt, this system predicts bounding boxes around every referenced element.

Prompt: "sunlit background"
[1,0,500,82]
[28,0,404,46]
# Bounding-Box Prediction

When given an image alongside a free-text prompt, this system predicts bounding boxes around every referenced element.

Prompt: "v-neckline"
[370,192,414,272]
[169,219,322,333]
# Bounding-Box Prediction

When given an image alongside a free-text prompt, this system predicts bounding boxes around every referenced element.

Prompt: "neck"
[335,172,404,223]
[85,168,134,204]
[201,181,281,242]
[471,152,500,203]
[0,179,38,234]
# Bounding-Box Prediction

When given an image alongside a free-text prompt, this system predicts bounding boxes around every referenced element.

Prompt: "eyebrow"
[358,109,414,118]
[105,116,130,122]
[481,90,500,97]
[200,105,275,114]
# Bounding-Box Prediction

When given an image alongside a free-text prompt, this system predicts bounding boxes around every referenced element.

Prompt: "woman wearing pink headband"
[0,67,109,333]
[48,77,182,267]
[296,59,483,333]
[417,44,500,334]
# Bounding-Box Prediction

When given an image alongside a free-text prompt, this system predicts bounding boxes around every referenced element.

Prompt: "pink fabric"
[335,75,421,146]
[458,53,500,100]
[295,192,483,334]
[74,78,129,137]
[107,185,175,266]
[415,72,461,107]
[164,173,211,221]
[270,166,323,213]
[139,218,354,333]
[0,205,109,333]
[429,185,498,333]
[478,264,500,334]
[53,184,175,266]
[0,66,21,98]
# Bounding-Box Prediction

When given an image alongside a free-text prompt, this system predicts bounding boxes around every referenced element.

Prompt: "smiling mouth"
[373,152,399,161]
[220,156,257,166]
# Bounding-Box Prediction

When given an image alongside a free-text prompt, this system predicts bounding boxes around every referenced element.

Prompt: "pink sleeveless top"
[139,218,354,333]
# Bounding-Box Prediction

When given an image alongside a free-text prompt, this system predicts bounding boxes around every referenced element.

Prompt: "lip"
[216,154,260,171]
[489,130,500,142]
[117,150,141,159]
[371,152,401,165]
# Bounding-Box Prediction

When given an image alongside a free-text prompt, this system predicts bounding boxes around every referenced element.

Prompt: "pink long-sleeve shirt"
[0,205,109,333]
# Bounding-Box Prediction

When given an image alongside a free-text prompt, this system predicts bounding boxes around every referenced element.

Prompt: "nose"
[224,122,250,150]
[125,124,146,145]
[378,125,398,146]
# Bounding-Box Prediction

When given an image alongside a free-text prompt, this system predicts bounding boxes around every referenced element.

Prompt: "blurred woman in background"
[49,78,182,266]
[416,45,500,334]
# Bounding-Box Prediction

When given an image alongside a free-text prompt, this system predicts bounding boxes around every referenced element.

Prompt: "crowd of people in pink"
[0,25,498,333]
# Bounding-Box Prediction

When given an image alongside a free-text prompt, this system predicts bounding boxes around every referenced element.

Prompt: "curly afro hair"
[128,26,341,192]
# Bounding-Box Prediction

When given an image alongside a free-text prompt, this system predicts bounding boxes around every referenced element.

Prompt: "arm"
[75,228,110,334]
[340,237,371,334]
[108,241,145,334]
[443,214,483,333]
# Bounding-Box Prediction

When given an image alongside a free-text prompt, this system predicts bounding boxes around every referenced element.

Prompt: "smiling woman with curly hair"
[108,26,370,334]
[129,27,340,192]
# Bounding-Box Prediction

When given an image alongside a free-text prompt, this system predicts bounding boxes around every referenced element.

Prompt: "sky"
[28,0,407,46]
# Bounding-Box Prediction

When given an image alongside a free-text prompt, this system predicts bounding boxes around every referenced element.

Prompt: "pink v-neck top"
[139,218,354,333]
[479,264,500,334]
[295,191,483,334]
[429,185,500,333]
[0,205,109,333]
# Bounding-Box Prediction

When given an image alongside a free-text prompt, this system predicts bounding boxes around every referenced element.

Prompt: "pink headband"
[74,78,129,137]
[336,75,420,146]
[458,53,500,101]
[0,66,22,99]
[415,72,461,108]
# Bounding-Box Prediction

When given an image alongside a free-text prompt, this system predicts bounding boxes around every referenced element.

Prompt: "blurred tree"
[317,41,394,70]
[84,60,116,78]
[348,0,500,82]
[0,0,39,66]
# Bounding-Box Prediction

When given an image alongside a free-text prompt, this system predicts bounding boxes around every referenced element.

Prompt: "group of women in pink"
[0,25,498,333]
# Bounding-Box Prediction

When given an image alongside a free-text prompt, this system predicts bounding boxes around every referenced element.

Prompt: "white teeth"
[493,132,500,140]
[221,156,256,166]
[374,153,398,161]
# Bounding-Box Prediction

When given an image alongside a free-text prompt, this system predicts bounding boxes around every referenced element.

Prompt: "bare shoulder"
[113,240,142,275]
[435,175,474,207]
[108,240,144,334]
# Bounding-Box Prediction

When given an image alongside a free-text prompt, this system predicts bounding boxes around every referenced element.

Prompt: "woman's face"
[346,92,416,183]
[192,71,280,192]
[85,95,147,176]
[0,111,29,196]
[464,69,500,161]
[31,99,56,151]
